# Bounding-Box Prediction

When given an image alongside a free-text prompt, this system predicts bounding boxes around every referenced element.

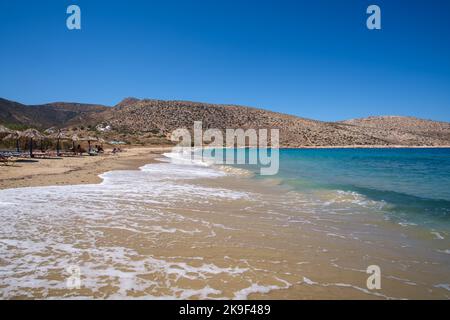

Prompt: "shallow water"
[0,149,449,299]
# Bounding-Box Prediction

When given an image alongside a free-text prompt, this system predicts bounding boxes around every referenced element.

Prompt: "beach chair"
[0,154,11,166]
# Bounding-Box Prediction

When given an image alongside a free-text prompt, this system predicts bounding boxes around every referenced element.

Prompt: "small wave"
[434,284,450,292]
[341,186,450,220]
[163,150,212,167]
[430,231,445,240]
[302,277,317,285]
[398,222,418,227]
[233,278,291,299]
[215,165,254,177]
[299,276,398,299]
[321,190,387,210]
[163,149,258,178]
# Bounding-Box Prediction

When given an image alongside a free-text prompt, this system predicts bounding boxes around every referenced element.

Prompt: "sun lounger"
[0,155,8,165]
[0,154,14,166]
[29,152,47,158]
[58,152,79,157]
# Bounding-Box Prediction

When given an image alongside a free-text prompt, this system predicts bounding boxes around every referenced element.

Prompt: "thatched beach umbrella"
[21,129,45,157]
[44,127,57,135]
[98,138,105,147]
[0,125,12,149]
[71,133,79,151]
[80,136,98,153]
[2,130,22,152]
[0,125,13,137]
[50,130,70,156]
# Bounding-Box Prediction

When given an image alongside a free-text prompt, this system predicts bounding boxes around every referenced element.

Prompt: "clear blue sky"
[1,0,449,121]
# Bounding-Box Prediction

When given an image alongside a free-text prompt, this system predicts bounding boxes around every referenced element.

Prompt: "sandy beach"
[0,147,171,190]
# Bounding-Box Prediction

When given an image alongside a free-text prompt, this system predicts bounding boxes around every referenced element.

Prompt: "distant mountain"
[1,97,449,146]
[0,98,108,129]
[340,116,450,146]
[97,98,390,146]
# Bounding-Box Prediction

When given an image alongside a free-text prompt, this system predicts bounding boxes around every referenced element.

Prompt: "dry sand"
[0,147,172,190]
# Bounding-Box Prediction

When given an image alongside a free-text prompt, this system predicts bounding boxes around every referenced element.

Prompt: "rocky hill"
[96,99,450,146]
[340,116,450,146]
[0,98,108,129]
[1,97,449,147]
[95,99,385,146]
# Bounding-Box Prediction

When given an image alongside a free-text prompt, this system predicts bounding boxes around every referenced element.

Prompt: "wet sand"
[0,147,171,190]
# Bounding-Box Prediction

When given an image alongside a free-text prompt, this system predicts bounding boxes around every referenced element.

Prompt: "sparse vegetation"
[1,97,450,147]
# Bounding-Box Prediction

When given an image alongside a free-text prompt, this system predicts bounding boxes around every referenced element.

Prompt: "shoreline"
[2,144,450,191]
[282,145,450,149]
[0,146,172,190]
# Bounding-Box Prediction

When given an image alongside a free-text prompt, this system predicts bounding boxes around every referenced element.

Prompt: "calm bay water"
[234,148,450,229]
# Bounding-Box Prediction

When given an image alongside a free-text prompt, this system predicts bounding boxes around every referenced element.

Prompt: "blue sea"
[230,148,450,230]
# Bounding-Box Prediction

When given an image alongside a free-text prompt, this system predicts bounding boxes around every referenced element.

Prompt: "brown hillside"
[95,99,450,146]
[0,98,108,129]
[1,97,450,147]
[340,116,450,146]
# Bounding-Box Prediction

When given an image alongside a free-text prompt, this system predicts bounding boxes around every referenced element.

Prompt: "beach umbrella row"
[2,129,45,154]
[1,126,103,157]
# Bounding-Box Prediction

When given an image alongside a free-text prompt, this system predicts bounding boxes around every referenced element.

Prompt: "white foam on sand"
[434,283,450,292]
[233,278,291,300]
[163,150,213,167]
[431,231,445,240]
[0,157,260,299]
[324,190,387,210]
[163,149,255,177]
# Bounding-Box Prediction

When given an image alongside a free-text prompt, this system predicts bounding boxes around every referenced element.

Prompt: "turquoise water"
[226,148,450,229]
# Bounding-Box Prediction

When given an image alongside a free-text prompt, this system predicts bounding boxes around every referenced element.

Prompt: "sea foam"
[0,157,255,299]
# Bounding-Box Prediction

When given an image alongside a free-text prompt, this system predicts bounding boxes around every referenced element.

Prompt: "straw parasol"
[2,130,22,152]
[44,127,57,135]
[98,138,105,146]
[70,133,80,151]
[80,136,98,153]
[0,125,13,149]
[21,129,45,157]
[0,125,13,136]
[49,130,70,155]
